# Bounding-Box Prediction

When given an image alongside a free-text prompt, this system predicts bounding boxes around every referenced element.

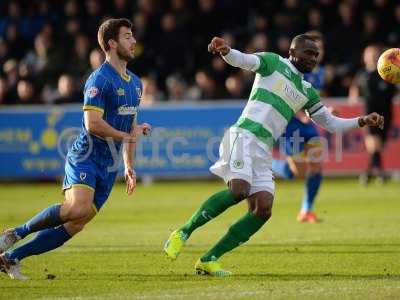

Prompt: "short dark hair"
[97,18,133,53]
[290,34,316,49]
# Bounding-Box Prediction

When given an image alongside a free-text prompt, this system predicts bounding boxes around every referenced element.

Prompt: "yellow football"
[377,48,400,84]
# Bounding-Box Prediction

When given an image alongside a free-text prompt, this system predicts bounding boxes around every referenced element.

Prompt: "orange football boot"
[297,211,321,223]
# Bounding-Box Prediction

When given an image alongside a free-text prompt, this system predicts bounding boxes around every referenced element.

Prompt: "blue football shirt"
[69,61,142,167]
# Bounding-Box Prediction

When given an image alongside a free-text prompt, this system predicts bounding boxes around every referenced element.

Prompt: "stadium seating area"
[0,0,399,105]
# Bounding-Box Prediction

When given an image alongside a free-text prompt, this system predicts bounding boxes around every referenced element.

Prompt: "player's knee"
[254,207,272,221]
[65,221,87,236]
[229,179,251,202]
[253,197,273,221]
[70,222,85,233]
[61,203,93,221]
[230,186,250,202]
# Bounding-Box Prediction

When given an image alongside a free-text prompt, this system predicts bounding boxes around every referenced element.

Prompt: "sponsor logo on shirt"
[136,87,142,100]
[118,104,137,115]
[283,83,303,102]
[86,87,99,98]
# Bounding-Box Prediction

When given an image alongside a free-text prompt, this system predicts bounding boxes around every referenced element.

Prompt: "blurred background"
[0,0,399,181]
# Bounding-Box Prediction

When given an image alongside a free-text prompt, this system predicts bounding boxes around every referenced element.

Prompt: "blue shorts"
[283,118,321,156]
[62,156,118,211]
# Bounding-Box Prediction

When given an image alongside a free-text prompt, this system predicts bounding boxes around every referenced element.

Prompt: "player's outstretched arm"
[84,110,135,142]
[309,105,384,133]
[208,37,260,72]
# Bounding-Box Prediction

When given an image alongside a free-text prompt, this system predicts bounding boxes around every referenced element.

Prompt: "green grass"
[0,179,399,299]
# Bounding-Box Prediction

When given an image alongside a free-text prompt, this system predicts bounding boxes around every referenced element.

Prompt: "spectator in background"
[141,76,164,106]
[3,59,19,100]
[67,34,91,84]
[275,35,291,58]
[88,48,104,72]
[0,0,399,104]
[60,0,82,46]
[195,69,224,100]
[18,61,30,79]
[0,0,22,39]
[361,12,383,48]
[225,73,247,99]
[246,33,269,53]
[64,0,82,19]
[279,0,304,34]
[156,12,188,88]
[370,0,392,33]
[170,0,191,30]
[23,29,64,87]
[192,0,221,66]
[349,44,397,184]
[210,56,229,86]
[83,0,103,36]
[386,3,400,47]
[112,0,133,19]
[52,74,80,104]
[16,79,39,104]
[327,1,360,70]
[22,33,49,77]
[4,23,27,60]
[0,38,10,67]
[251,14,270,35]
[166,74,187,101]
[0,76,12,105]
[307,8,324,33]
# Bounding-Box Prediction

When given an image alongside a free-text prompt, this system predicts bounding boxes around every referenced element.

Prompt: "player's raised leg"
[164,179,249,260]
[195,189,273,276]
[0,186,96,279]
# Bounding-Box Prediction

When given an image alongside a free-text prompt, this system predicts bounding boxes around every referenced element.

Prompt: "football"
[377,48,400,84]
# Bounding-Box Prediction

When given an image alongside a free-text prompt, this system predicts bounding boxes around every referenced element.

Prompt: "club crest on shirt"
[80,172,87,181]
[233,159,244,169]
[86,87,99,98]
[118,104,137,115]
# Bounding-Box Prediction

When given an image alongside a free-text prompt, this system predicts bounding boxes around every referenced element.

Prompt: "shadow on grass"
[66,272,400,282]
[63,243,400,255]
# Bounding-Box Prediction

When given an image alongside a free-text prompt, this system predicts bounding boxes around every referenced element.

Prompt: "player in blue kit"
[0,18,150,280]
[272,31,325,223]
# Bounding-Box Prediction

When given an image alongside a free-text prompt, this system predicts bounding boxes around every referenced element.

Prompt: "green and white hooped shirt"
[232,52,323,146]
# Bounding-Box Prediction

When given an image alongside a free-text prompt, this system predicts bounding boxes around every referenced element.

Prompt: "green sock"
[200,212,266,262]
[180,190,237,238]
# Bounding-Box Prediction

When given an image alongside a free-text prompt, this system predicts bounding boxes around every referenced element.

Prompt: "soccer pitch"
[0,179,399,299]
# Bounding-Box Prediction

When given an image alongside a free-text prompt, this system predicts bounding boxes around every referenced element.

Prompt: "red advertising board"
[319,101,400,174]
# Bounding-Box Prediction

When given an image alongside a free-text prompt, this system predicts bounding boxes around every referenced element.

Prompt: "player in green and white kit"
[164,34,384,276]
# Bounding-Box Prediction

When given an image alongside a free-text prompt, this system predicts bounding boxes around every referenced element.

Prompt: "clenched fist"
[358,112,384,129]
[208,37,231,56]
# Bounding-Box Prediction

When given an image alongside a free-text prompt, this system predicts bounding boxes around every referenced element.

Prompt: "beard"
[116,46,134,62]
